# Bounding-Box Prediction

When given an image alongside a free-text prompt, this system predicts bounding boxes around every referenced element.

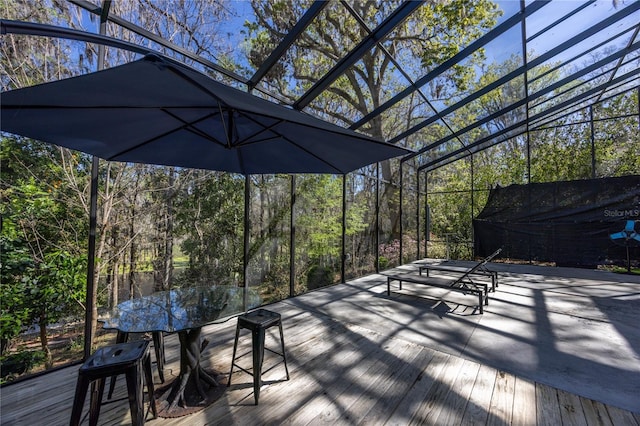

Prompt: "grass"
[173,255,189,269]
[599,264,640,275]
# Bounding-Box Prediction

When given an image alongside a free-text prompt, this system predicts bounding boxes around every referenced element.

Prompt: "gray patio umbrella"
[0,54,410,174]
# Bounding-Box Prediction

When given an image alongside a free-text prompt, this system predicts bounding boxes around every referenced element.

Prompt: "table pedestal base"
[155,328,227,418]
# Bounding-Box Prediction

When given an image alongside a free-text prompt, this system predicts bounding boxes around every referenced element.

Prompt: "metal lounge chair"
[414,248,502,291]
[384,250,502,314]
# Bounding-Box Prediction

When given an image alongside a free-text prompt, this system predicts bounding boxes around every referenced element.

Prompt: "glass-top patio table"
[100,285,260,417]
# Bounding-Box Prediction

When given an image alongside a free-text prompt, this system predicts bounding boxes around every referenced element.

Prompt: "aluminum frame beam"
[418,67,640,172]
[399,2,640,156]
[410,42,639,165]
[293,0,423,110]
[350,0,549,130]
[68,0,248,84]
[248,1,328,90]
[530,76,639,129]
[526,0,595,43]
[531,85,640,132]
[1,19,154,57]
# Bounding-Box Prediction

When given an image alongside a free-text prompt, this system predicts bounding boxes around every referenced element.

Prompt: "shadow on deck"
[1,262,639,425]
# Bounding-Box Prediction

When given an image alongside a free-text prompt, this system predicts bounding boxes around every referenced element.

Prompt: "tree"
[0,220,32,356]
[592,90,640,177]
[0,137,88,364]
[23,251,86,367]
[1,0,240,364]
[174,171,245,287]
[244,0,502,242]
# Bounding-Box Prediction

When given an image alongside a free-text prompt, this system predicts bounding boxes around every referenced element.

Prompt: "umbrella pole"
[84,0,111,359]
[243,175,250,310]
[375,163,380,273]
[290,175,296,297]
[84,156,99,359]
[341,175,346,283]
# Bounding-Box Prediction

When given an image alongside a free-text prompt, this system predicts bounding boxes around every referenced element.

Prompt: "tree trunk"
[112,256,120,307]
[38,315,52,369]
[164,168,175,291]
[259,176,267,281]
[154,168,175,292]
[128,171,139,299]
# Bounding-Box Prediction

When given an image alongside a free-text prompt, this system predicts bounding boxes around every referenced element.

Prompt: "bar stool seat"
[108,331,165,400]
[70,340,157,426]
[227,309,290,404]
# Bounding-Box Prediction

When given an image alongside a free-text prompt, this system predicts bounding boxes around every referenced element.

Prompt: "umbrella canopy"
[1,54,410,174]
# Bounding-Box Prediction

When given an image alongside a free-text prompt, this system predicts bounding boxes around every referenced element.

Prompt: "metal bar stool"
[108,331,165,399]
[227,309,290,404]
[70,340,157,426]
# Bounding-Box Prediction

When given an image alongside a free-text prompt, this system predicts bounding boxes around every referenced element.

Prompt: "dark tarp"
[0,54,410,175]
[474,175,640,267]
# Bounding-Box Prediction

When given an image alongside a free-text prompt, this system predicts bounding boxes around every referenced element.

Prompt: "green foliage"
[174,172,245,285]
[2,249,86,360]
[1,136,88,354]
[0,244,85,360]
[0,223,32,353]
[0,350,46,383]
[29,251,87,322]
[418,0,501,92]
[427,160,475,242]
[306,264,334,290]
[378,257,389,270]
[296,175,367,264]
[592,90,640,177]
[260,252,291,303]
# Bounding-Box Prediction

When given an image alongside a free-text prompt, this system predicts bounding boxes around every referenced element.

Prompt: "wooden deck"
[2,265,640,425]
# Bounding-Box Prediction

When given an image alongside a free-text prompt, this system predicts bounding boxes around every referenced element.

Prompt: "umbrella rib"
[221,105,234,149]
[153,63,238,149]
[237,111,344,174]
[162,61,238,147]
[160,108,230,147]
[231,112,283,147]
[104,108,227,161]
[161,60,401,150]
[281,133,343,174]
[233,105,406,151]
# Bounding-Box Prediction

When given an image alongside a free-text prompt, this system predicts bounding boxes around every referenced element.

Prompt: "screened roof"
[2,0,639,173]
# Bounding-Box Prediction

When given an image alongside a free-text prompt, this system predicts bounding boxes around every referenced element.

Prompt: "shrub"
[306,265,333,290]
[0,350,46,383]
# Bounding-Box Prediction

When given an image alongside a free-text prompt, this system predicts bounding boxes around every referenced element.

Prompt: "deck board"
[291,337,416,425]
[433,358,481,425]
[605,405,640,426]
[385,350,451,425]
[536,383,563,426]
[511,376,537,426]
[409,354,466,425]
[357,346,435,426]
[579,397,614,426]
[459,363,496,426]
[558,388,589,426]
[2,270,639,425]
[486,371,515,426]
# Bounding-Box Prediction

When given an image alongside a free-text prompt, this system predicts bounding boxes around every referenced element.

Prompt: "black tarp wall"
[473,175,640,268]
